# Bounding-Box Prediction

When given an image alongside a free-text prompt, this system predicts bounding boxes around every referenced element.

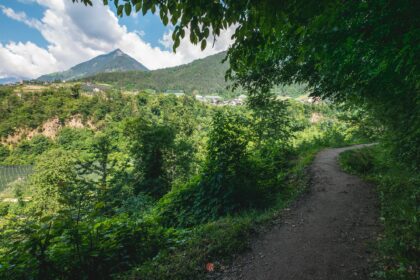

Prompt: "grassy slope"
[339,146,419,280]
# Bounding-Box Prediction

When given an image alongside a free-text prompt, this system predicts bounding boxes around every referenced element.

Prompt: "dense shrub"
[0,145,9,163]
[156,177,201,227]
[0,202,9,216]
[2,135,53,164]
[339,148,375,175]
[0,149,168,280]
[56,127,94,151]
[157,106,294,227]
[155,110,260,227]
[0,213,168,280]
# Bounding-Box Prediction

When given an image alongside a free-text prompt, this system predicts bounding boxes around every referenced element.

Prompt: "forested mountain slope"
[86,52,233,95]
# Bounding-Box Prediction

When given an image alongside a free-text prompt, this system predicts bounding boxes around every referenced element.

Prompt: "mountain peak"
[111,48,124,56]
[37,49,148,82]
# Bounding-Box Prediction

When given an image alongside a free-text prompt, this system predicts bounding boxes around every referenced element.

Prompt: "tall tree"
[126,117,176,198]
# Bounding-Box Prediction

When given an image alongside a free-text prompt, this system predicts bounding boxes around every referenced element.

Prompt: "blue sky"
[0,1,47,46]
[1,0,168,49]
[0,0,234,78]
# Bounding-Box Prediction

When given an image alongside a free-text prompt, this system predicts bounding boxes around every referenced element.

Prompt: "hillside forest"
[0,82,381,279]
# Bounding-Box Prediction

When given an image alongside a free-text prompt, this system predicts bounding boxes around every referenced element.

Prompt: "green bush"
[339,148,375,175]
[156,109,291,228]
[3,135,53,164]
[0,145,9,163]
[0,214,168,280]
[0,202,9,216]
[156,177,201,227]
[56,127,94,151]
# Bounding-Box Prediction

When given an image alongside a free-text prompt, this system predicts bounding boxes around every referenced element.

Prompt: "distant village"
[160,90,246,106]
[195,94,247,106]
[160,89,248,106]
[7,80,319,106]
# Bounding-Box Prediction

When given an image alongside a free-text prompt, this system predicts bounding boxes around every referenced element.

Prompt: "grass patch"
[339,146,419,280]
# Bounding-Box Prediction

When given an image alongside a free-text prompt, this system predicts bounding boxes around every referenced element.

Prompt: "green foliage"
[70,83,81,98]
[0,148,167,280]
[0,144,9,163]
[6,0,419,278]
[155,177,201,227]
[223,0,419,166]
[339,146,419,280]
[125,94,204,198]
[3,135,53,165]
[196,110,258,216]
[0,85,364,279]
[0,212,167,279]
[0,86,130,138]
[127,118,176,197]
[156,110,260,227]
[339,148,375,175]
[56,127,94,151]
[129,217,254,280]
[0,202,9,216]
[157,102,295,227]
[335,104,383,142]
[121,143,315,280]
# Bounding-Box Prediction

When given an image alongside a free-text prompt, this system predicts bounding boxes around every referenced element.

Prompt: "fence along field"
[0,165,33,195]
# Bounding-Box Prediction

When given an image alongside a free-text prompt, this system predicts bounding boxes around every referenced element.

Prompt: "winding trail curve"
[217,145,380,280]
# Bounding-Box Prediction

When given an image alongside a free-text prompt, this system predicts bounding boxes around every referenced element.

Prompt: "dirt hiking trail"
[216,145,380,280]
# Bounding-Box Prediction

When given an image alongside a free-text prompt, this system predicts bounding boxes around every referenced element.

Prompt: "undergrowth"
[120,145,322,279]
[119,114,367,279]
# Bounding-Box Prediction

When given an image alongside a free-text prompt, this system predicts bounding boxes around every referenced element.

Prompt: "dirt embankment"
[2,115,95,145]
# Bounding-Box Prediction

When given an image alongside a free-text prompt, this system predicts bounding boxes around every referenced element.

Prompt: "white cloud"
[0,42,57,78]
[134,30,146,37]
[0,4,42,29]
[0,0,235,79]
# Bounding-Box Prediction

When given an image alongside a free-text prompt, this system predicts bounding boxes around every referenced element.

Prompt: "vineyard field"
[0,165,33,193]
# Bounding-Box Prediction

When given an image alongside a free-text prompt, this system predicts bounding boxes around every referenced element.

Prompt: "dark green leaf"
[124,3,132,16]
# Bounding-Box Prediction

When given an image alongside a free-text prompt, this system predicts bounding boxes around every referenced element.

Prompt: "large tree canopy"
[74,0,419,165]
